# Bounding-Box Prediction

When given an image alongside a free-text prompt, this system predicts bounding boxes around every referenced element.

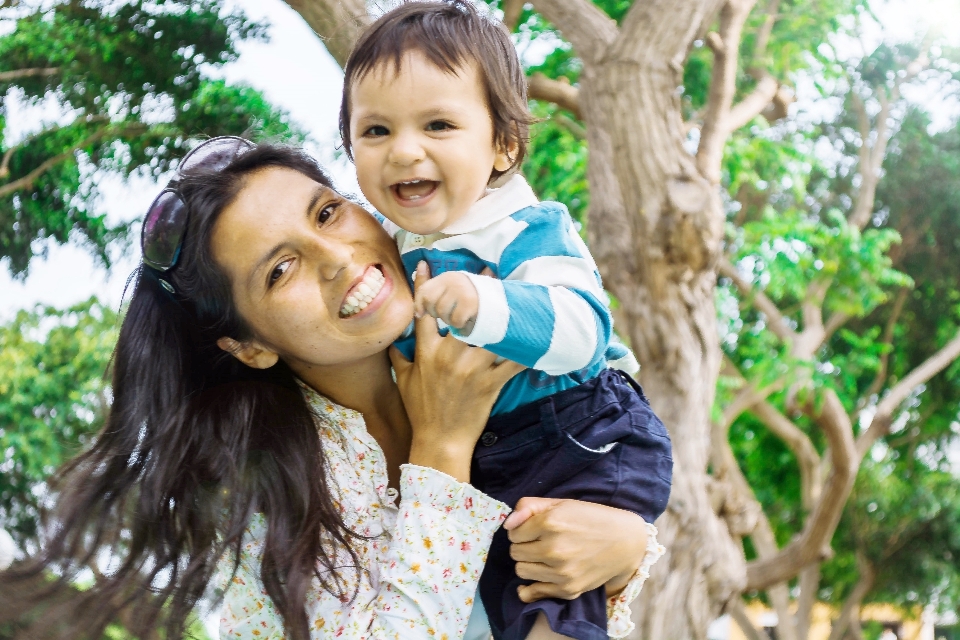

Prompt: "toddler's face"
[349,50,514,235]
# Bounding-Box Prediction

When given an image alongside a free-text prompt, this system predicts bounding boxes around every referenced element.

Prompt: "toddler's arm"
[445,205,613,375]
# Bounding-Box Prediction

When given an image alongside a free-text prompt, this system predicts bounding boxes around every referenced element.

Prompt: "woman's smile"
[340,264,392,318]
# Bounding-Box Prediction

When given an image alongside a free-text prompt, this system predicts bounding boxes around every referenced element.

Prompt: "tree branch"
[859,288,908,409]
[697,0,759,184]
[0,147,14,180]
[527,73,582,119]
[752,401,822,510]
[792,278,833,359]
[283,0,371,68]
[0,114,108,180]
[0,126,117,199]
[551,111,586,140]
[746,389,857,589]
[719,257,797,344]
[795,563,820,640]
[724,74,779,132]
[826,553,875,640]
[823,310,850,344]
[502,0,525,31]
[847,89,891,230]
[856,327,960,458]
[751,0,780,62]
[0,67,59,82]
[528,0,618,63]
[748,504,800,640]
[729,599,767,640]
[848,42,931,229]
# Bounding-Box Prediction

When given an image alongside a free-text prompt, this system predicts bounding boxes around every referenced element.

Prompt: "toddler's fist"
[414,271,480,335]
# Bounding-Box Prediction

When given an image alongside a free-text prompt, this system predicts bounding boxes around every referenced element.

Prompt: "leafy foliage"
[0,0,305,276]
[0,298,117,547]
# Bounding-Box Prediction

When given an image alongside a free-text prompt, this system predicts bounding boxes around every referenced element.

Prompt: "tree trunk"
[826,555,875,640]
[573,1,747,636]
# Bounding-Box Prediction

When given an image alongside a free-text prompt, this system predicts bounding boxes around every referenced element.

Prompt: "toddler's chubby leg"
[525,613,574,640]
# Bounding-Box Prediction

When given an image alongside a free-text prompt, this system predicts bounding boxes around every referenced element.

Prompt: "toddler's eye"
[364,125,389,137]
[269,260,291,285]
[426,120,453,132]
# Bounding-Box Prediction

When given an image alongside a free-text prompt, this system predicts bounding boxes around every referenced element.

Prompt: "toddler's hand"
[414,271,480,335]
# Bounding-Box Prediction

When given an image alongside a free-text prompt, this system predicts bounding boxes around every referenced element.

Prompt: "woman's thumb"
[503,496,562,530]
[388,345,412,377]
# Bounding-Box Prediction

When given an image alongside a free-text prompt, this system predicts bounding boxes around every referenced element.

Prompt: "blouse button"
[410,234,425,246]
[386,488,399,500]
[480,432,498,446]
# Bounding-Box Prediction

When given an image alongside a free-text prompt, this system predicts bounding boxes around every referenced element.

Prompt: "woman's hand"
[503,497,649,602]
[390,261,524,482]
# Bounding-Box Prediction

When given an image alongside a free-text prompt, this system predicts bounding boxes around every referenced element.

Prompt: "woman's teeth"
[340,268,385,317]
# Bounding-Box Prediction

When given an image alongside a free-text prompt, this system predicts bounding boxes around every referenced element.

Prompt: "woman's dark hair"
[0,144,357,639]
[339,0,533,181]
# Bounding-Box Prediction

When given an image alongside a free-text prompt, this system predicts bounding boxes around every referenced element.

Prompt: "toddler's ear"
[493,135,520,173]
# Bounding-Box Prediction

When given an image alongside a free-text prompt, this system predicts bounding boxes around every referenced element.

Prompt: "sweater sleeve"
[450,204,613,375]
[606,522,665,638]
[219,465,510,639]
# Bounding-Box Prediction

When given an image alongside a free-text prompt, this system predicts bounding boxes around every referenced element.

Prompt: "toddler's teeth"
[359,301,368,309]
[358,283,372,296]
[347,296,359,307]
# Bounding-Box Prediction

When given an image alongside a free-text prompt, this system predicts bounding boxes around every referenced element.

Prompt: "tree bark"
[282,0,370,67]
[826,555,875,640]
[529,0,748,635]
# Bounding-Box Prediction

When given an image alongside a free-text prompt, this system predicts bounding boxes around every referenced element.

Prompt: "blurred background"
[0,0,958,638]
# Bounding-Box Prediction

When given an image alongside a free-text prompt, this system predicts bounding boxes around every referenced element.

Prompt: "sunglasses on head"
[140,136,255,273]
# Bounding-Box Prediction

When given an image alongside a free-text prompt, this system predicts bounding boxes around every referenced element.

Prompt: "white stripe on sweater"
[534,287,599,375]
[463,273,510,346]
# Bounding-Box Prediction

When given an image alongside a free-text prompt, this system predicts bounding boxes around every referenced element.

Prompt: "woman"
[1,139,660,640]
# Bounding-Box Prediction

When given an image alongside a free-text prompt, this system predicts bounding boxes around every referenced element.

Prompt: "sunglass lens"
[142,190,185,271]
[180,136,254,173]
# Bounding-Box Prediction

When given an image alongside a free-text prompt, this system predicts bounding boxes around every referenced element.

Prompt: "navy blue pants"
[470,369,673,640]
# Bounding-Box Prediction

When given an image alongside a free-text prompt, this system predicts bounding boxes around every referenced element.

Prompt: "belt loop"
[539,398,563,449]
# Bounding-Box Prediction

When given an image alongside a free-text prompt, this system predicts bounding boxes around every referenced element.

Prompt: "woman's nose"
[314,236,354,281]
[387,130,425,166]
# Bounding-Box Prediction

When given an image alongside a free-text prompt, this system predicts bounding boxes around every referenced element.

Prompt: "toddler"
[340,3,673,639]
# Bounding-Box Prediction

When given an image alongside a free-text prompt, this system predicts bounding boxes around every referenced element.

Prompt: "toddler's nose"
[388,131,426,166]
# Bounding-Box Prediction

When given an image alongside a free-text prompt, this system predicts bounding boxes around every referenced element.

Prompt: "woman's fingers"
[411,262,443,349]
[388,345,412,378]
[509,539,552,565]
[482,357,524,392]
[517,581,581,604]
[504,496,562,533]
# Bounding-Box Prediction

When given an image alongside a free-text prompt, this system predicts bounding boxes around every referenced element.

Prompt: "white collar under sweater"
[440,173,540,235]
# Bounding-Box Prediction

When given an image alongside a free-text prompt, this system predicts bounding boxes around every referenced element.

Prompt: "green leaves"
[0,0,303,276]
[734,207,911,320]
[522,102,589,225]
[0,298,117,546]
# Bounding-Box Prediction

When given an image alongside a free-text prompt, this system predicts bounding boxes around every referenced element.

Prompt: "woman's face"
[211,166,413,371]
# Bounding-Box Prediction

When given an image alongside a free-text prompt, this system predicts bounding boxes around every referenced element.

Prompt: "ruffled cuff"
[400,464,511,527]
[606,521,665,639]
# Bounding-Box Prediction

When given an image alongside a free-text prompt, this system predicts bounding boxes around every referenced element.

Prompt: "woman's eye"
[269,260,291,285]
[364,125,389,137]
[426,121,453,132]
[318,203,339,225]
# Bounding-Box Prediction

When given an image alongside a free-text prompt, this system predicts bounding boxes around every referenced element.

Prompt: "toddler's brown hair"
[339,0,533,180]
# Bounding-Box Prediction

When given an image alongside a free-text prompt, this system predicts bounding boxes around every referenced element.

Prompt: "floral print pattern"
[217,385,660,639]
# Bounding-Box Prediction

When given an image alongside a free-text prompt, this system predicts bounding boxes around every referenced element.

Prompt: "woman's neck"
[293,351,412,487]
[294,350,400,419]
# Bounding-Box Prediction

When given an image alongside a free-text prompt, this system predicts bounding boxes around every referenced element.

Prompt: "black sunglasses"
[140,136,255,273]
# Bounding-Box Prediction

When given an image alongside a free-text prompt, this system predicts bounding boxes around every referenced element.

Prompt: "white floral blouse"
[218,385,663,639]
